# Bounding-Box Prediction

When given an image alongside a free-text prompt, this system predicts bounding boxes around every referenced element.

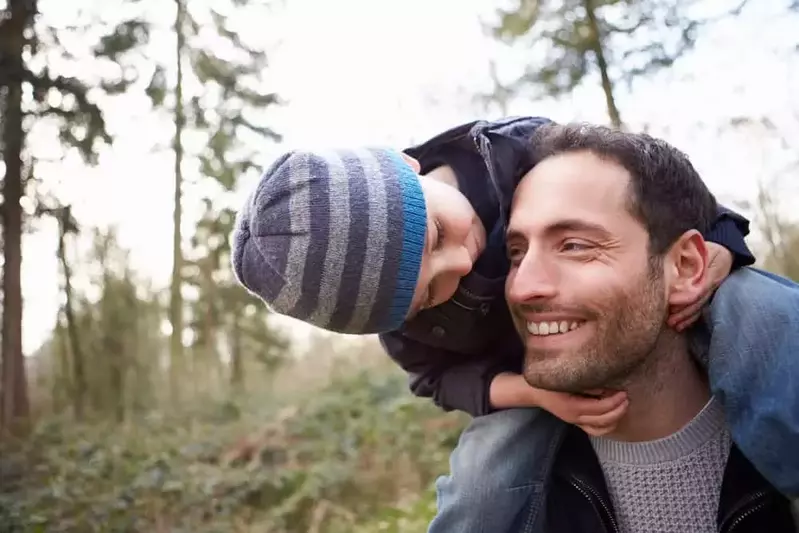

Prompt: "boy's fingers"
[574,391,627,416]
[579,423,617,437]
[669,290,712,328]
[676,312,701,332]
[582,388,611,398]
[668,303,696,327]
[578,399,629,426]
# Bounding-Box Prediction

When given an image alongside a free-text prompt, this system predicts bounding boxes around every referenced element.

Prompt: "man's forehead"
[510,151,634,231]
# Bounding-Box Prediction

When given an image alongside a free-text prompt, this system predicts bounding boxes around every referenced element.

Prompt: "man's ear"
[665,230,709,308]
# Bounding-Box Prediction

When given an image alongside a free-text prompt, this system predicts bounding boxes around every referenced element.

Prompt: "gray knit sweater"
[589,397,731,533]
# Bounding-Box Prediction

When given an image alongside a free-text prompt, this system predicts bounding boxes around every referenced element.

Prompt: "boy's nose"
[450,246,474,277]
[433,246,474,305]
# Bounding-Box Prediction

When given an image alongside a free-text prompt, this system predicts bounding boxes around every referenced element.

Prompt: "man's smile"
[522,319,591,350]
[527,320,585,336]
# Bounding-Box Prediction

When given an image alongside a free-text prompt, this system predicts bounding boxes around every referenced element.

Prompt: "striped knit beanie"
[231,148,427,334]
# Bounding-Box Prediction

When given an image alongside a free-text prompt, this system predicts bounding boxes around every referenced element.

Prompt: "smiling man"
[504,123,796,533]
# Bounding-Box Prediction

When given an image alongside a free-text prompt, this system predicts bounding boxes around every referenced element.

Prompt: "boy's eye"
[422,282,438,310]
[433,220,445,251]
[425,292,436,309]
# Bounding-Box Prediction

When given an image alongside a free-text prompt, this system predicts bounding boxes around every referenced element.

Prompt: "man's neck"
[608,334,711,442]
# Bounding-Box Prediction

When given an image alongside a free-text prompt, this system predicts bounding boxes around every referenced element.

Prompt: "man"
[232,116,799,532]
[503,122,796,532]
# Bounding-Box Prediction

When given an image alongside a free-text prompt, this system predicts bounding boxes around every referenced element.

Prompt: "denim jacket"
[378,116,756,417]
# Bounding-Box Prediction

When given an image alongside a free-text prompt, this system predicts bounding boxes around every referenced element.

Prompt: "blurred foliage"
[31,225,290,421]
[150,0,286,400]
[0,364,465,533]
[19,1,152,167]
[723,115,799,280]
[1,0,154,433]
[485,0,751,127]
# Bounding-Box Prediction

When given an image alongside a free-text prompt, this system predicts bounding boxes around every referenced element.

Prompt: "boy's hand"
[667,242,734,332]
[533,388,629,437]
[490,373,629,435]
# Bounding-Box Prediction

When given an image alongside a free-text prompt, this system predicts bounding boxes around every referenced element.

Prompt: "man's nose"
[506,251,558,304]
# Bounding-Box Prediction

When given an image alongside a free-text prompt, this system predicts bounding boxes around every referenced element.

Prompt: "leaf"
[494,0,542,39]
[145,65,167,107]
[100,77,133,95]
[94,19,151,61]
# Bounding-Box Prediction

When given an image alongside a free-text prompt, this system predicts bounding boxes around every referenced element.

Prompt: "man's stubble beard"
[521,260,669,394]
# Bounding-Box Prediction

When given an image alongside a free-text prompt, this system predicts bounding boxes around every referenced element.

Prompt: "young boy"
[232,117,799,531]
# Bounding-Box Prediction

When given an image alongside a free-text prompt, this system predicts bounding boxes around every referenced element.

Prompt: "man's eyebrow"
[506,219,613,241]
[547,219,613,237]
[506,228,526,242]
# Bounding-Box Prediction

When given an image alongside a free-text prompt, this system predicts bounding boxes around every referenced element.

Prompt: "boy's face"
[407,175,486,316]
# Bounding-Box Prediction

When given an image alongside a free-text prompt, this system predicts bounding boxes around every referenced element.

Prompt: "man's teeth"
[527,321,582,336]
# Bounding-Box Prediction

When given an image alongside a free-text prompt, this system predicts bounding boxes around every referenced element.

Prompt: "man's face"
[505,151,669,394]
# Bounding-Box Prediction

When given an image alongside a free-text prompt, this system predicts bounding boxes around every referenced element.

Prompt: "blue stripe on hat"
[384,150,427,329]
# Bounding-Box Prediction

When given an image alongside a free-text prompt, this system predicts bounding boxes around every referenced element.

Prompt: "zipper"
[471,129,508,226]
[724,502,767,532]
[570,476,619,533]
[719,490,768,533]
[447,298,479,311]
[454,284,487,301]
[454,286,494,304]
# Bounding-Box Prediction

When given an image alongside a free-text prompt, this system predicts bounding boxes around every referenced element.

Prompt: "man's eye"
[507,247,525,265]
[562,241,592,252]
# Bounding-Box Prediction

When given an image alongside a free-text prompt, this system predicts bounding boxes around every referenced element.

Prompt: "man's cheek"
[505,267,518,293]
[563,261,618,292]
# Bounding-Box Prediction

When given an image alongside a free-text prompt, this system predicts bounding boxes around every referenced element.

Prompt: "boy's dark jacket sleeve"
[379,330,521,416]
[381,116,755,417]
[708,206,755,269]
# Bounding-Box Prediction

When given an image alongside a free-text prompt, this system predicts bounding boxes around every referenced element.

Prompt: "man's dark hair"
[529,123,718,256]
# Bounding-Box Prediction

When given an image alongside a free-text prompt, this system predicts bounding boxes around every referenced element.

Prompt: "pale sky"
[19,0,799,354]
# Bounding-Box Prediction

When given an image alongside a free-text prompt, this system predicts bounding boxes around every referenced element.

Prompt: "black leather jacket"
[530,426,796,533]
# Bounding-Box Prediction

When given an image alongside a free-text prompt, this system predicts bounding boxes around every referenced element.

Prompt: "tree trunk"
[169,0,186,404]
[204,306,218,396]
[109,351,124,423]
[57,213,86,420]
[54,314,71,411]
[100,270,126,423]
[583,0,623,129]
[230,310,243,389]
[0,0,32,436]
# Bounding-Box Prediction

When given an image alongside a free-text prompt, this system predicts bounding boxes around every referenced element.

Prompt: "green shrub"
[0,367,466,532]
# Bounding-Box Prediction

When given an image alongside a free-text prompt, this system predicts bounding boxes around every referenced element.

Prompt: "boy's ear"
[400,152,421,173]
[665,230,709,307]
